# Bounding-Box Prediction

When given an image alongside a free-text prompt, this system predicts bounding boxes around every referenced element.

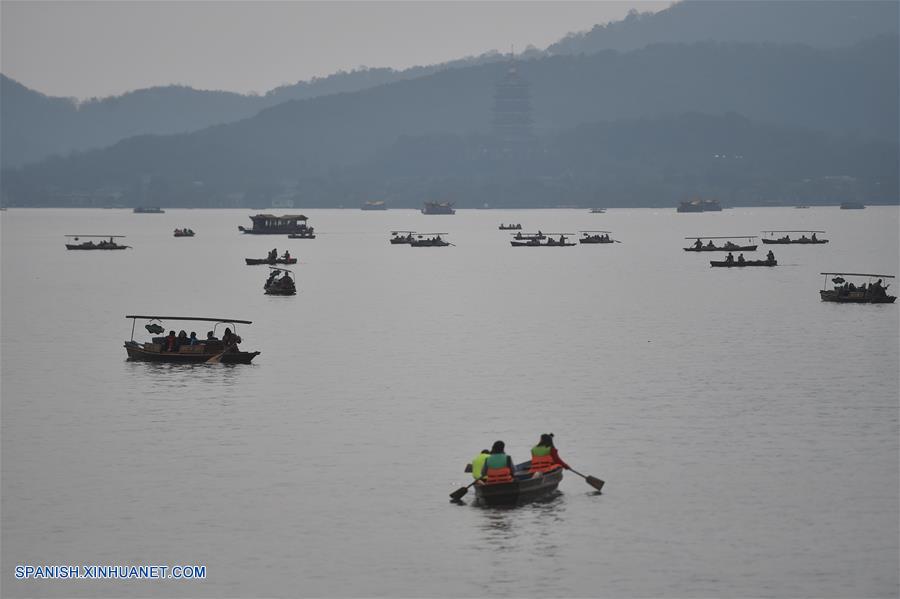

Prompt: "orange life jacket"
[529,454,559,474]
[485,467,514,484]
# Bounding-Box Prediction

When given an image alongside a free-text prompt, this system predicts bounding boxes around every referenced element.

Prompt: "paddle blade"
[449,486,469,501]
[586,476,605,492]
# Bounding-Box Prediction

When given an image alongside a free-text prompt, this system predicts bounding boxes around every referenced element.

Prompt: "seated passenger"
[188,331,199,346]
[530,433,570,475]
[694,238,703,249]
[726,252,734,263]
[737,253,745,263]
[481,441,515,484]
[164,331,177,352]
[469,449,491,480]
[767,250,775,262]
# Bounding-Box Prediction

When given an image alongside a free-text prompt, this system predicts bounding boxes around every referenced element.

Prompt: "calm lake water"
[1,207,898,598]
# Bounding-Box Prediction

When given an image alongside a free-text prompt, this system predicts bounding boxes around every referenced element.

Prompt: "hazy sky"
[1,1,670,99]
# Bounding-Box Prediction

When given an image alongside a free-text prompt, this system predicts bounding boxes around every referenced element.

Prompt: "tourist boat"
[474,462,563,506]
[245,257,297,265]
[65,235,130,250]
[422,201,455,215]
[840,201,865,210]
[511,231,547,241]
[579,230,616,244]
[390,230,416,244]
[761,230,828,244]
[710,258,777,267]
[511,234,576,247]
[173,228,195,237]
[499,224,522,230]
[361,200,387,210]
[410,233,451,247]
[684,236,758,252]
[677,198,722,212]
[589,208,606,214]
[795,205,811,209]
[819,273,896,303]
[133,206,164,213]
[123,315,260,364]
[264,267,296,295]
[239,213,314,235]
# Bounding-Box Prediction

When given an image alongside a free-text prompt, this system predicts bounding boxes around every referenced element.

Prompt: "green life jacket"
[485,453,509,471]
[531,444,552,457]
[471,453,489,479]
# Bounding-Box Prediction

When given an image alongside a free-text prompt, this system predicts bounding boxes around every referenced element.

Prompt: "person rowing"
[530,433,570,475]
[469,449,491,480]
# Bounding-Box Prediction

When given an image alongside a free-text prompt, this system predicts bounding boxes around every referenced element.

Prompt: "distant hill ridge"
[2,0,897,167]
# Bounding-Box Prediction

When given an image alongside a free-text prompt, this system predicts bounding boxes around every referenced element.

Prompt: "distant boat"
[819,272,895,303]
[794,205,810,209]
[239,213,313,235]
[134,206,164,213]
[840,201,865,210]
[65,235,131,250]
[173,228,195,237]
[589,208,606,214]
[422,201,455,215]
[677,199,721,212]
[361,200,387,211]
[761,230,828,245]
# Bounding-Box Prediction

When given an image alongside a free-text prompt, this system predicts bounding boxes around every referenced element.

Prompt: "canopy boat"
[761,230,828,244]
[511,233,576,247]
[123,316,260,364]
[239,214,314,235]
[678,198,721,212]
[65,235,130,250]
[499,223,522,230]
[173,228,195,237]
[840,201,865,210]
[264,267,296,295]
[579,230,616,244]
[474,462,563,506]
[133,206,164,213]
[710,257,777,267]
[684,236,758,252]
[589,208,606,214]
[819,273,896,303]
[390,230,416,244]
[511,231,546,241]
[245,257,297,265]
[410,233,451,247]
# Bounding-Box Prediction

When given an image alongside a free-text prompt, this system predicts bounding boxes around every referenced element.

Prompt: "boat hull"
[474,467,563,506]
[511,241,575,247]
[820,291,896,303]
[66,245,129,250]
[579,238,613,244]
[710,259,777,267]
[684,245,757,252]
[287,233,316,239]
[762,239,828,245]
[124,343,259,364]
[245,258,297,265]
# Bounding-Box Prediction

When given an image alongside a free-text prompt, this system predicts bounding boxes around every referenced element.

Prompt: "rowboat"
[474,462,563,506]
[710,259,777,267]
[511,233,575,247]
[410,233,451,247]
[819,273,896,303]
[499,224,522,230]
[245,257,297,265]
[684,236,758,252]
[761,230,827,244]
[264,267,296,295]
[65,235,130,250]
[123,315,260,364]
[174,229,195,237]
[579,230,616,244]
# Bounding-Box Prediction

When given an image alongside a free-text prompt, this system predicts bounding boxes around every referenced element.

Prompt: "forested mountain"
[2,37,896,208]
[547,0,899,55]
[2,0,896,169]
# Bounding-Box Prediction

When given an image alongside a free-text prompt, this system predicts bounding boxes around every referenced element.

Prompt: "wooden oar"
[449,478,482,501]
[568,468,605,492]
[205,347,229,364]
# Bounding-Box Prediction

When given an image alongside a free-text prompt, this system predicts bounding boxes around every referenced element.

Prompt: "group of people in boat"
[174,228,195,236]
[500,223,522,229]
[267,249,291,261]
[265,269,295,291]
[775,233,818,242]
[693,239,743,250]
[583,233,611,242]
[724,250,775,264]
[160,328,240,352]
[78,237,120,248]
[834,278,890,298]
[514,230,544,240]
[468,434,569,484]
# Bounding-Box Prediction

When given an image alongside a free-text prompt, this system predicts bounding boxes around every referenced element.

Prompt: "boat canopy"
[125,315,253,324]
[391,230,415,234]
[819,273,894,278]
[684,235,757,239]
[250,214,307,221]
[66,234,126,238]
[417,232,448,236]
[579,230,612,233]
[763,230,826,233]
